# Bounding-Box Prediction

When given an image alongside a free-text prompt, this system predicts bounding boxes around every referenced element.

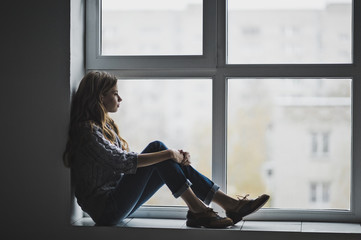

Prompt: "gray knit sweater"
[71,123,138,220]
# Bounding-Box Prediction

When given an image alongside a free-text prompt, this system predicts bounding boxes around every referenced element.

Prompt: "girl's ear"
[100,95,104,103]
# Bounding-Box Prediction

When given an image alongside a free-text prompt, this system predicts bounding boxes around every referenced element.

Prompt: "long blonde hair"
[63,71,129,168]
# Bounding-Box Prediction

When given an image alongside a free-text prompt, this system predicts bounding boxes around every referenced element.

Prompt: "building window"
[86,0,360,222]
[310,182,331,205]
[311,132,330,157]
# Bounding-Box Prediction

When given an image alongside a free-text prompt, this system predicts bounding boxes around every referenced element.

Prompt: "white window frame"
[85,0,361,222]
[86,0,217,69]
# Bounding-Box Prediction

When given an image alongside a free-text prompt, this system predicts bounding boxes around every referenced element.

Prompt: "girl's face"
[101,84,122,113]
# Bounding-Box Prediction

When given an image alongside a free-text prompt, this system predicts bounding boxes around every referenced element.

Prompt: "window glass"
[227,0,352,64]
[110,79,212,206]
[227,78,351,209]
[102,0,203,55]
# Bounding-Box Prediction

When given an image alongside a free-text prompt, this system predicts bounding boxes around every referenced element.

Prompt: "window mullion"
[212,73,227,195]
[212,0,227,207]
[220,64,354,78]
[217,0,227,67]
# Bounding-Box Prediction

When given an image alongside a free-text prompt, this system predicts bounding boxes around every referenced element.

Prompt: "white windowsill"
[73,217,361,234]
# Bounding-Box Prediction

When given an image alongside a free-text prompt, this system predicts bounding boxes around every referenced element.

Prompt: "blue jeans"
[97,141,219,225]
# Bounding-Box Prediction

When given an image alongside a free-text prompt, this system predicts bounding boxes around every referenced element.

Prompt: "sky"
[102,0,351,11]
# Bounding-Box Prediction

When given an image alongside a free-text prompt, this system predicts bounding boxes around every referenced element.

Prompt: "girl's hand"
[169,149,184,164]
[179,149,191,166]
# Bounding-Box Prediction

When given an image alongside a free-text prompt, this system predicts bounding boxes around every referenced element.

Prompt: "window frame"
[85,0,361,222]
[86,0,217,69]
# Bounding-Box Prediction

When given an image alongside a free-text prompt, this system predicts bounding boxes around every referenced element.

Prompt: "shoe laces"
[207,208,218,214]
[236,194,250,201]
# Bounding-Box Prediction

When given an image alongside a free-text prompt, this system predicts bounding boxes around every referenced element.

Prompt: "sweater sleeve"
[81,125,138,174]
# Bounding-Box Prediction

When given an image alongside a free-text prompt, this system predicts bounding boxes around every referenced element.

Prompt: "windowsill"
[73,217,361,234]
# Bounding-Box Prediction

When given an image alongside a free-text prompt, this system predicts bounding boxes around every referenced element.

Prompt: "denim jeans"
[97,140,219,225]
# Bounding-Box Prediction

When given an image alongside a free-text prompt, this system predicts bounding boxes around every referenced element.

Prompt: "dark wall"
[1,0,71,238]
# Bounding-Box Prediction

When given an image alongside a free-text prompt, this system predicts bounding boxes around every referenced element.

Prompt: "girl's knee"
[149,140,168,151]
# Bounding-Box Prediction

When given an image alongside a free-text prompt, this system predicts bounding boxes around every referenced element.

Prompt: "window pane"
[227,78,351,210]
[110,79,212,206]
[102,0,202,55]
[227,0,352,64]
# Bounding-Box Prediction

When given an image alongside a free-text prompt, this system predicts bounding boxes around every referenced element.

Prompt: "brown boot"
[186,208,234,228]
[226,194,270,224]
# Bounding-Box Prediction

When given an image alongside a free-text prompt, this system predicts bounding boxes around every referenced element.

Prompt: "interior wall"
[0,0,359,239]
[1,0,71,238]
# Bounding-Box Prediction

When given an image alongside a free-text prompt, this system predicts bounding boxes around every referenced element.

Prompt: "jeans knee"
[142,140,168,154]
[149,140,168,151]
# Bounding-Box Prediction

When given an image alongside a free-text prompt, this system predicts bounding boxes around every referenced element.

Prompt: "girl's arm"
[137,149,184,168]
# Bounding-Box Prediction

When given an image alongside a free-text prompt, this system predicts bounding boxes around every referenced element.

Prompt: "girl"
[63,71,269,228]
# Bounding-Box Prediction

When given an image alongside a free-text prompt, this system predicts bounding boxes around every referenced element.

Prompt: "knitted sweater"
[71,123,138,221]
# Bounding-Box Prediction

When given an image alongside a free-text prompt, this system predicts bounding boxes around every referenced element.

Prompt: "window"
[310,182,331,207]
[227,78,351,210]
[311,132,331,157]
[86,0,361,222]
[227,0,352,64]
[102,0,203,55]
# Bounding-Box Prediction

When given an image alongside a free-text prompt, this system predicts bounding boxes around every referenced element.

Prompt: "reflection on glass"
[110,79,212,206]
[227,78,351,210]
[227,0,352,64]
[102,0,202,55]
